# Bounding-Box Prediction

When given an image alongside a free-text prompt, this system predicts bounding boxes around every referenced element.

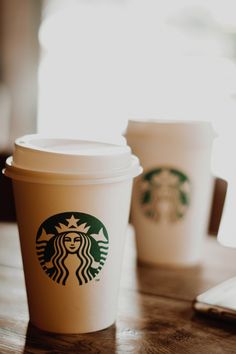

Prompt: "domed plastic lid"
[126,120,215,147]
[4,135,142,184]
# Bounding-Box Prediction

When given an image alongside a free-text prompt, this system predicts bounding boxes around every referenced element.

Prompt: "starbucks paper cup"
[4,135,142,333]
[126,120,215,266]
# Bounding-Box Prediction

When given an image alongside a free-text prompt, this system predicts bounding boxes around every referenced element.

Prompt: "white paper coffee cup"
[4,135,142,333]
[126,120,215,266]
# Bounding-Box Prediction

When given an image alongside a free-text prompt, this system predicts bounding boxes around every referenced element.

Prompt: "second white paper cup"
[126,120,215,267]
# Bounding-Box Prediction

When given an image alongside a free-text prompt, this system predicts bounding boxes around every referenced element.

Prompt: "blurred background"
[0,0,236,227]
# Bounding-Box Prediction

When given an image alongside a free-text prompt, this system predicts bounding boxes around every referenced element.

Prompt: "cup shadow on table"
[23,321,117,354]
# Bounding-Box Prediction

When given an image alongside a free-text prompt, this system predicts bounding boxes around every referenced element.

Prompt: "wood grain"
[1,222,236,354]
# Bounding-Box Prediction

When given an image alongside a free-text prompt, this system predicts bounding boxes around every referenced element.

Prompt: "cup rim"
[126,119,216,145]
[4,155,142,185]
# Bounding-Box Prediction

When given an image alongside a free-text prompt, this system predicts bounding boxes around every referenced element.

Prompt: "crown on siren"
[55,214,90,234]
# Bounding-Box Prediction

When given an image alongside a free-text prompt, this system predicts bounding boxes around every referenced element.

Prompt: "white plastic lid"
[4,135,142,184]
[126,120,215,147]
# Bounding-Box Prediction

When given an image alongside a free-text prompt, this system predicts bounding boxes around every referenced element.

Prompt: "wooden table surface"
[0,222,236,354]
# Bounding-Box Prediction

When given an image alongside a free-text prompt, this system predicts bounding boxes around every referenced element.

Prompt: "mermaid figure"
[36,214,108,285]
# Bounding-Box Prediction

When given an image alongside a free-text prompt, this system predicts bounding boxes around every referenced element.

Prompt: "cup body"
[126,120,214,266]
[12,179,132,333]
[4,135,141,333]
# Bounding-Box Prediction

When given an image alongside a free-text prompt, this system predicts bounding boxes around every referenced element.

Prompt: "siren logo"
[36,212,109,286]
[140,167,191,222]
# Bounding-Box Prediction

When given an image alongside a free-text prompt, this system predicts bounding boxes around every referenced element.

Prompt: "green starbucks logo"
[36,212,109,286]
[140,167,191,222]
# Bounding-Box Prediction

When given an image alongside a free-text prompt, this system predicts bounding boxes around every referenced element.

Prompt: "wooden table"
[0,222,236,353]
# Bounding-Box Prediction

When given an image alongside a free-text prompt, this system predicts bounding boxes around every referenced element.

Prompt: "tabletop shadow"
[23,321,117,354]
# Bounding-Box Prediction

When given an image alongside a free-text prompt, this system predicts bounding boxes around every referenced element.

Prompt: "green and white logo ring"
[140,167,191,223]
[36,212,109,286]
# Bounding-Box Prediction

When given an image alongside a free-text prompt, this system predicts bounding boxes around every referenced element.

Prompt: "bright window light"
[38,0,236,165]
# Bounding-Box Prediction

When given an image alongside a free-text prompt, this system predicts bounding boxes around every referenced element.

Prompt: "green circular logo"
[140,167,191,222]
[36,212,109,286]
